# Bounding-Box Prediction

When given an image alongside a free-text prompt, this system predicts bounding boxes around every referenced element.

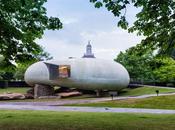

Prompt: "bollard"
[155,90,159,96]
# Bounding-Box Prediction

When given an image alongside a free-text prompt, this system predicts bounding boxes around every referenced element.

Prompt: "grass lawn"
[0,87,29,94]
[0,110,175,130]
[119,86,175,96]
[67,95,175,110]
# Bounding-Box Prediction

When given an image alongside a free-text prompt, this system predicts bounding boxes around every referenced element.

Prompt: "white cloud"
[38,0,143,61]
[38,29,143,60]
[80,29,143,59]
[61,17,79,25]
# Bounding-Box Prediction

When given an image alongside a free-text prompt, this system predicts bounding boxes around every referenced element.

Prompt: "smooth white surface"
[25,62,50,85]
[25,58,130,90]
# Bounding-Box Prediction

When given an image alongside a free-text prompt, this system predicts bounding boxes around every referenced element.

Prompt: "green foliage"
[95,1,103,8]
[0,55,4,62]
[0,63,16,80]
[90,0,175,54]
[115,46,155,82]
[91,0,129,28]
[115,45,175,83]
[14,61,35,80]
[13,46,53,80]
[0,0,62,67]
[153,57,175,82]
[0,47,52,80]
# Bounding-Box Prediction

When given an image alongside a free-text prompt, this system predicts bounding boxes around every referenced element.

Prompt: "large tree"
[0,0,62,67]
[91,0,175,55]
[115,47,155,82]
[1,0,174,67]
[115,46,175,84]
[153,57,175,83]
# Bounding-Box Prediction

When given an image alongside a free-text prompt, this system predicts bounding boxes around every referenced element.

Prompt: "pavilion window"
[58,65,71,78]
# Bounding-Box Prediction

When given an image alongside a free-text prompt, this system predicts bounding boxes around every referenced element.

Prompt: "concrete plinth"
[34,84,54,98]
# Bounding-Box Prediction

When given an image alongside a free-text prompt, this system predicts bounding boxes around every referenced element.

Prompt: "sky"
[37,0,143,60]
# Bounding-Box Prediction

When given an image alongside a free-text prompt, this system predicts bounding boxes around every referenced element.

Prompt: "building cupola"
[82,41,95,58]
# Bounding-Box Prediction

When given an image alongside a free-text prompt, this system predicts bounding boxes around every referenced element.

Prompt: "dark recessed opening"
[44,63,71,80]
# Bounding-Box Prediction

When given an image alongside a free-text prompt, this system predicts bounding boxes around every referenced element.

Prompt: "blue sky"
[38,0,143,60]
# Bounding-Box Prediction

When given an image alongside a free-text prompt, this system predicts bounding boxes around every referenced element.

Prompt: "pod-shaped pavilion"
[25,58,130,91]
[24,42,130,97]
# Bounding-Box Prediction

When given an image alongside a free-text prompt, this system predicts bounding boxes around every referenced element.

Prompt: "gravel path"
[0,105,175,114]
[0,92,175,106]
[0,93,175,114]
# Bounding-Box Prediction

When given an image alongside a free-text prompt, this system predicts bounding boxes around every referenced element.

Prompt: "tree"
[13,47,53,80]
[115,47,155,82]
[0,0,62,67]
[153,57,175,83]
[0,46,52,80]
[90,0,175,55]
[14,60,36,80]
[116,45,175,84]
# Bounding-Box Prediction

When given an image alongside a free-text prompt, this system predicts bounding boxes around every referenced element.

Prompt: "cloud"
[38,28,143,60]
[61,17,79,25]
[80,29,143,59]
[38,0,143,61]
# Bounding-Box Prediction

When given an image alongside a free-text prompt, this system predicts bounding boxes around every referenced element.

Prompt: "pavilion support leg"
[95,90,101,97]
[34,84,54,98]
[109,91,118,100]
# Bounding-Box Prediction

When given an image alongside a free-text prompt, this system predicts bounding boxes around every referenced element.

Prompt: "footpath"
[0,92,175,114]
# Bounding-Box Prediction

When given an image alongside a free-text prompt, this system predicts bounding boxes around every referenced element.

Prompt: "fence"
[0,80,174,89]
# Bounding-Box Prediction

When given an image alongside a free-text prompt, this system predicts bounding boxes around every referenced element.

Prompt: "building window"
[58,65,71,78]
[44,63,71,80]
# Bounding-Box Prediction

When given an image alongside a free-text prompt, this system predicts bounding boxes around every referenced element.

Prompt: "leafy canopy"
[115,46,175,83]
[0,0,62,67]
[115,47,155,82]
[90,0,175,55]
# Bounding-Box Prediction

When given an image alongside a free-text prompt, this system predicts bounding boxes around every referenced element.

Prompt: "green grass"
[67,95,175,110]
[0,110,175,130]
[0,87,29,94]
[119,86,175,96]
